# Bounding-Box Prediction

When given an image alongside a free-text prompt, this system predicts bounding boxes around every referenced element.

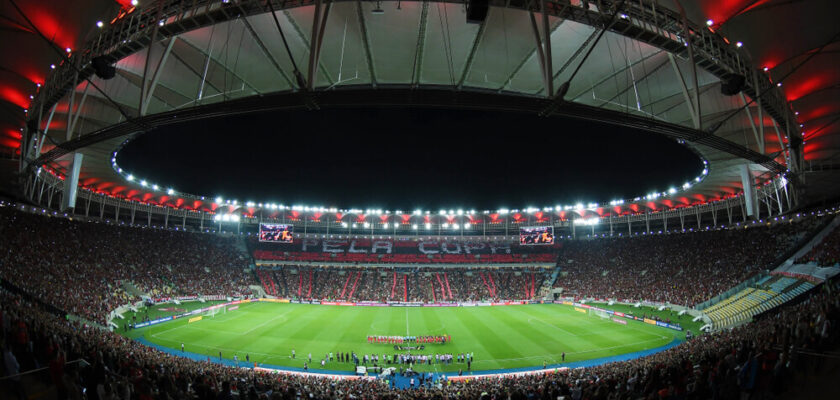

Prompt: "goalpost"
[205,306,225,318]
[589,308,610,320]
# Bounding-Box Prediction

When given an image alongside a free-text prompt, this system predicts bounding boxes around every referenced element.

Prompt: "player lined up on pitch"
[367,335,451,344]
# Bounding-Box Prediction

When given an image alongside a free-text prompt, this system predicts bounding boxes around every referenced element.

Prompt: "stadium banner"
[460,302,477,307]
[574,307,587,314]
[448,366,569,381]
[133,316,173,329]
[202,295,225,301]
[423,304,442,307]
[339,302,355,306]
[614,311,625,317]
[611,318,628,325]
[320,301,339,306]
[290,300,301,304]
[477,302,492,307]
[188,316,203,323]
[644,318,657,325]
[354,302,389,307]
[253,366,374,380]
[656,321,684,331]
[309,301,321,305]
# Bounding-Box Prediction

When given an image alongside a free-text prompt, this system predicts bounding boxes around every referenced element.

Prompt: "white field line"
[241,308,295,335]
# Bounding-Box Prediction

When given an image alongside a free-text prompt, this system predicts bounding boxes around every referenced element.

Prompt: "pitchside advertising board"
[259,223,294,243]
[519,226,554,245]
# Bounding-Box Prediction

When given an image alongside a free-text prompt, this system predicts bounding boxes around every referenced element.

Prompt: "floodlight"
[127,174,134,181]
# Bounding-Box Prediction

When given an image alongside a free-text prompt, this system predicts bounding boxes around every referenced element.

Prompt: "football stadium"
[1,0,840,399]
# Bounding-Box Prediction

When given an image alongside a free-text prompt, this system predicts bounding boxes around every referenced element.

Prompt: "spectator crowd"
[0,206,253,324]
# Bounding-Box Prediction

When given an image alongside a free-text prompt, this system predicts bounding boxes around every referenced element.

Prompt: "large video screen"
[519,226,554,245]
[259,223,294,243]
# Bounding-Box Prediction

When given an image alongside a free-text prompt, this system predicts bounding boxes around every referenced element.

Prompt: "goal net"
[589,308,610,320]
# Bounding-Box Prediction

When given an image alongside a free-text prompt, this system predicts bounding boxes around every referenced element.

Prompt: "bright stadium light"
[140,180,148,187]
[412,224,418,230]
[457,209,463,215]
[439,210,446,215]
[452,223,459,229]
[383,223,389,229]
[214,214,221,221]
[363,222,370,228]
[668,187,677,194]
[167,188,174,195]
[425,223,431,229]
[413,210,422,215]
[575,203,584,210]
[464,223,471,229]
[442,223,449,228]
[341,222,348,228]
[127,174,134,181]
[215,197,223,203]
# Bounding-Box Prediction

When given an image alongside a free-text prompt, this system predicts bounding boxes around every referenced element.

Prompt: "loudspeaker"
[720,74,745,96]
[92,56,116,80]
[466,0,489,24]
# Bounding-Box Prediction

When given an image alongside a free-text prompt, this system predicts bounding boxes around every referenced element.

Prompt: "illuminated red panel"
[0,86,30,109]
[700,0,772,28]
[192,200,202,209]
[25,7,75,50]
[335,212,344,221]
[313,212,323,221]
[785,75,833,102]
[379,215,389,223]
[489,213,500,222]
[355,214,366,223]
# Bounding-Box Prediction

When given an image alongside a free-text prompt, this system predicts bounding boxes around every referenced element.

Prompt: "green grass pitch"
[123,302,692,373]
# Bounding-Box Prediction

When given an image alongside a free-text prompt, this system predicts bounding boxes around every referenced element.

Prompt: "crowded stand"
[255,265,550,302]
[1,270,836,399]
[0,206,253,324]
[796,223,840,266]
[554,220,819,306]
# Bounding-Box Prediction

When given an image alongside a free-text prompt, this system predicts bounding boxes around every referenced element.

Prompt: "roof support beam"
[35,103,57,159]
[240,15,295,89]
[68,82,91,139]
[411,1,431,87]
[140,4,164,118]
[140,37,176,116]
[528,11,549,97]
[541,0,554,97]
[499,17,564,92]
[355,0,377,88]
[306,0,332,90]
[115,68,192,107]
[457,8,489,89]
[282,9,335,88]
[669,53,700,129]
[674,0,701,130]
[739,92,765,154]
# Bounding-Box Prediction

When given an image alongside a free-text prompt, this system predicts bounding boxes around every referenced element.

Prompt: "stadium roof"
[1,0,837,215]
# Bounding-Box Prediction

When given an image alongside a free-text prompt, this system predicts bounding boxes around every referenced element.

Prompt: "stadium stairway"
[705,276,816,329]
[122,281,148,298]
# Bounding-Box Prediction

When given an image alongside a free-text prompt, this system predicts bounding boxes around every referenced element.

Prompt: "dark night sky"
[118,107,702,210]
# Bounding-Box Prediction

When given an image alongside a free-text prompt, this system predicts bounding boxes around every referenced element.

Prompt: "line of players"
[294,349,475,370]
[366,335,451,344]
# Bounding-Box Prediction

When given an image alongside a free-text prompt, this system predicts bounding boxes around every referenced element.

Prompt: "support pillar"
[740,164,759,219]
[60,153,83,211]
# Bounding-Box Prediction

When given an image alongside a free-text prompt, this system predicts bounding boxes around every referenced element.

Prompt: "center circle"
[116,107,702,209]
